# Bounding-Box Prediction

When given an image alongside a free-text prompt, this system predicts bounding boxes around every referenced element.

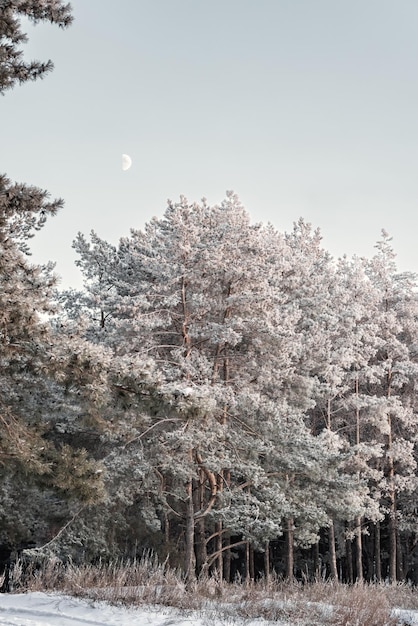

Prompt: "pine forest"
[2,1,418,589]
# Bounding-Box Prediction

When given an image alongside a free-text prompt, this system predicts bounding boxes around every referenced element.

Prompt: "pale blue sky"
[3,1,418,288]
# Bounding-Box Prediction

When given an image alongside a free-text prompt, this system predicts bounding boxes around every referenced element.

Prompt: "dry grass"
[326,583,399,626]
[7,555,416,625]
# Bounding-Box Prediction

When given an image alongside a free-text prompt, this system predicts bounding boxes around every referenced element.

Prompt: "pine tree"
[68,195,370,579]
[364,231,418,582]
[0,0,73,94]
[69,194,293,577]
[0,1,110,560]
[0,173,109,556]
[333,255,395,581]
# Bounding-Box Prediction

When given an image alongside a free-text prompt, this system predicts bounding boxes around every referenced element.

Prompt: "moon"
[122,154,132,171]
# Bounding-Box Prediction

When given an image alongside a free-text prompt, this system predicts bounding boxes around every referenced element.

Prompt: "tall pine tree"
[0,0,107,561]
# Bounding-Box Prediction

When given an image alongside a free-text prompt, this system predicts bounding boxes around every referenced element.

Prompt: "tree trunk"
[264,541,270,586]
[355,516,363,581]
[184,477,196,583]
[211,333,230,582]
[354,377,363,581]
[224,534,231,583]
[328,521,338,580]
[195,519,207,575]
[313,540,320,581]
[223,471,231,582]
[194,469,207,574]
[286,517,294,580]
[389,505,397,583]
[245,541,250,587]
[249,543,255,581]
[375,521,382,582]
[387,417,397,582]
[162,474,170,546]
[325,400,338,580]
[396,525,404,581]
[386,373,397,583]
[346,533,353,584]
[215,472,224,580]
[215,520,223,580]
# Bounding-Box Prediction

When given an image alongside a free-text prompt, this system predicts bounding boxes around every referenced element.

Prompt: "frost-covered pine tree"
[69,195,370,580]
[0,1,109,560]
[0,0,73,94]
[70,194,293,578]
[0,174,108,556]
[280,220,380,580]
[326,254,387,581]
[363,231,418,582]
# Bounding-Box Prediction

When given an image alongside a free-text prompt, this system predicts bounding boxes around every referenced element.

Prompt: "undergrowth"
[6,553,416,626]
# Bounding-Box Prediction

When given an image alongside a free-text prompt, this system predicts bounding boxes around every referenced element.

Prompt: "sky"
[3,0,418,288]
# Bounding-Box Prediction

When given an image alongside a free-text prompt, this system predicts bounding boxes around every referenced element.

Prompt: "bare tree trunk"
[313,540,320,581]
[328,521,338,580]
[194,469,206,574]
[389,505,397,583]
[346,533,353,584]
[325,399,338,581]
[215,472,224,580]
[396,525,404,581]
[354,377,363,581]
[387,376,397,583]
[161,474,170,546]
[286,517,295,580]
[195,518,207,575]
[181,278,195,584]
[223,470,231,582]
[249,543,255,581]
[264,541,270,586]
[215,521,223,580]
[164,511,170,544]
[224,534,231,583]
[375,521,382,582]
[184,477,196,583]
[211,324,230,582]
[245,541,250,587]
[355,516,363,581]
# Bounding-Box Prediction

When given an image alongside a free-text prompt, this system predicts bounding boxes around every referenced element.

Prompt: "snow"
[0,592,286,626]
[0,591,417,626]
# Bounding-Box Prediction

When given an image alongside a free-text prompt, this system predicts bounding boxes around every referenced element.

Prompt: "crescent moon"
[122,154,132,171]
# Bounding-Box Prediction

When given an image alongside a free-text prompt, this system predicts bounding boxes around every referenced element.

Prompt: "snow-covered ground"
[0,592,288,626]
[0,591,418,626]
